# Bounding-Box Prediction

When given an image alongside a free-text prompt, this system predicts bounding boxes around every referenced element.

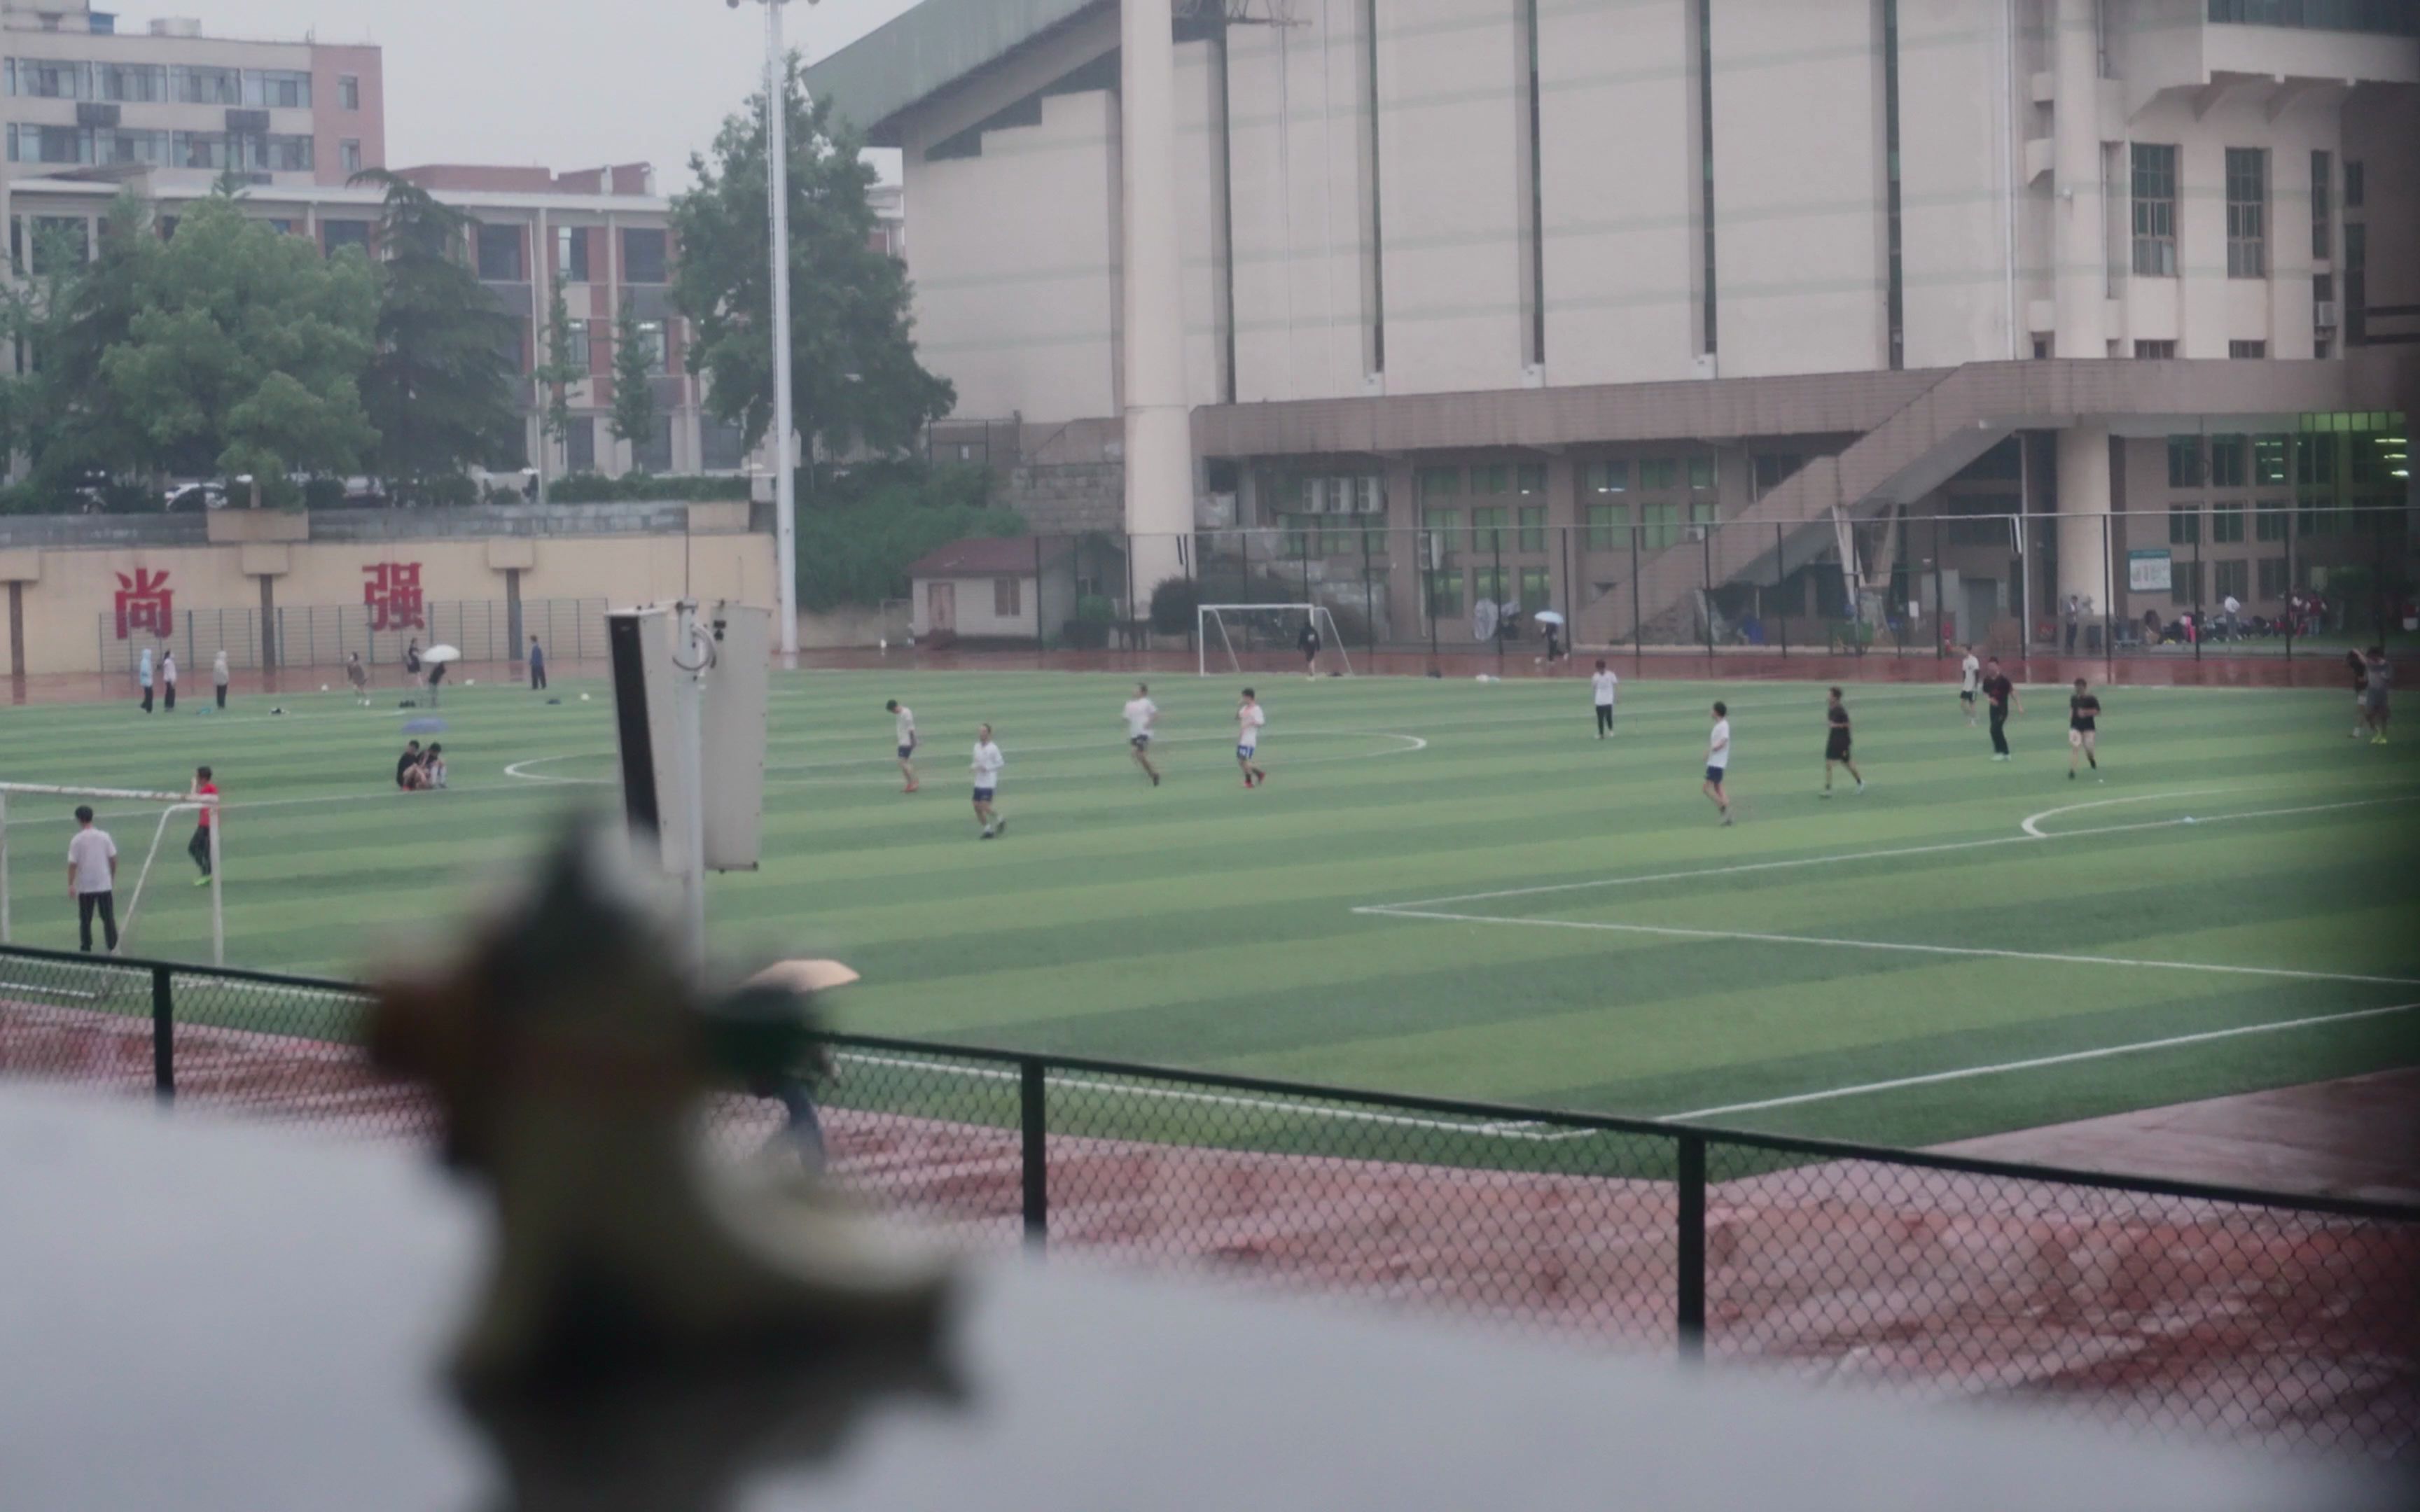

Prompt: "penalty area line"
[1663,1000,2420,1121]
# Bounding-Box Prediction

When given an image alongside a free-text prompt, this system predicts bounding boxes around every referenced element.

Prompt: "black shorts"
[1959,690,1975,704]
[1825,731,1852,762]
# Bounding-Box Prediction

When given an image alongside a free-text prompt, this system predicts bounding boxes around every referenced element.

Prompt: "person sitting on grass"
[396,739,428,792]
[422,743,449,790]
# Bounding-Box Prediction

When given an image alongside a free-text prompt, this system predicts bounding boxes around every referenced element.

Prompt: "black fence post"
[1774,521,1788,658]
[1020,1058,1048,1250]
[2103,514,2116,682]
[1630,522,1643,669]
[2286,511,2296,660]
[1931,514,1945,659]
[1677,1133,1706,1362]
[1700,526,1715,658]
[2193,523,2204,662]
[150,965,174,1105]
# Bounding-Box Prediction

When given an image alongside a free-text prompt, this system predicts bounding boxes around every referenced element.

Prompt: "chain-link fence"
[2,943,2412,1455]
[97,598,611,676]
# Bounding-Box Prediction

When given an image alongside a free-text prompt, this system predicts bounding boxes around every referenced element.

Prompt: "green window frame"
[1470,566,1508,606]
[1423,507,1461,561]
[1641,502,1683,551]
[1688,454,1716,491]
[1587,460,1628,493]
[1517,505,1547,552]
[1585,503,1627,551]
[1470,463,1511,496]
[2209,435,2248,487]
[2211,501,2244,543]
[2167,435,2204,488]
[1637,457,1678,491]
[1519,566,1552,612]
[2257,556,2288,598]
[2168,504,2199,545]
[2252,434,2288,486]
[2255,501,2288,541]
[2213,558,2249,601]
[2171,561,2203,606]
[1470,505,1509,554]
[1424,570,1464,620]
[1417,466,1462,500]
[1514,462,1547,496]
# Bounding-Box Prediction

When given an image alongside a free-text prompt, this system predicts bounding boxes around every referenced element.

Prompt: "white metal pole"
[675,601,710,969]
[1,790,11,946]
[207,803,223,967]
[766,0,800,669]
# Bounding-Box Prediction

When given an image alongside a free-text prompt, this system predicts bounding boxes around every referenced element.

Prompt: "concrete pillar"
[2055,425,2113,643]
[2052,0,2104,360]
[1121,0,1193,599]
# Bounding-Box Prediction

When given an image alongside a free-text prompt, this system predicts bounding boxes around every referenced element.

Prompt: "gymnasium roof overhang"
[804,0,1110,146]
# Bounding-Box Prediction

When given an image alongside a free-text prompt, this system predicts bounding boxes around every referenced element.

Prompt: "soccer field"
[6,666,2416,1148]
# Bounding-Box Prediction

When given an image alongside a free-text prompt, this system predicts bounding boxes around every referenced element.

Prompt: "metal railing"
[97,597,610,676]
[1,941,2412,1456]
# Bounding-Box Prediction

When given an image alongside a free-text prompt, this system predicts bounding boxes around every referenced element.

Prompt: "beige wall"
[1,530,773,677]
[910,573,1034,639]
[1900,0,2019,369]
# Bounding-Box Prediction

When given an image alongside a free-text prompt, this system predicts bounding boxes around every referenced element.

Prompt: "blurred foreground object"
[366,819,950,1385]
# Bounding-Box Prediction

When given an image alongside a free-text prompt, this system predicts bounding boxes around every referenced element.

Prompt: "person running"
[186,766,218,884]
[67,806,118,954]
[1298,619,1322,678]
[211,650,230,710]
[2365,647,2392,745]
[527,635,548,691]
[347,651,371,706]
[886,699,919,793]
[1123,682,1162,786]
[159,648,177,711]
[137,645,155,713]
[1959,645,1982,727]
[396,739,427,791]
[1821,688,1863,797]
[1982,658,2020,760]
[1703,702,1733,826]
[1591,659,1620,738]
[1236,688,1269,788]
[2066,679,2103,780]
[2349,648,2372,738]
[971,724,1006,839]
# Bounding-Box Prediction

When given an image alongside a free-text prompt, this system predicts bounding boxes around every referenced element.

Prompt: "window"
[2258,556,2288,598]
[565,421,595,473]
[2253,433,2288,485]
[1640,502,1683,551]
[1417,466,1462,500]
[634,414,674,474]
[2312,150,2331,259]
[2212,500,2245,542]
[97,62,165,102]
[2298,499,2339,537]
[2168,504,2200,545]
[994,577,1022,617]
[340,139,362,176]
[2207,1,2420,35]
[321,219,370,256]
[2296,435,2335,486]
[2213,559,2250,601]
[1586,460,1627,493]
[2210,435,2248,487]
[1688,454,1715,491]
[701,417,749,472]
[632,319,667,372]
[11,58,87,98]
[2344,160,2363,208]
[338,74,361,111]
[1469,565,1508,608]
[1519,567,1552,612]
[1514,462,1546,496]
[1469,463,1510,496]
[1517,506,1546,552]
[1470,505,1508,554]
[2135,340,2176,358]
[1424,571,1463,620]
[562,319,592,368]
[2167,435,2205,487]
[2171,561,2203,606]
[172,66,239,104]
[1422,507,1461,562]
[1634,458,1677,491]
[2132,144,2178,276]
[2256,501,2290,541]
[2345,223,2367,344]
[556,226,590,283]
[2230,340,2267,358]
[475,224,524,281]
[621,227,668,284]
[10,124,88,164]
[1585,503,1627,551]
[2225,148,2266,278]
[1751,453,1802,499]
[244,69,312,108]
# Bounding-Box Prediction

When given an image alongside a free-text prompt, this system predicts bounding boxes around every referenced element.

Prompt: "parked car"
[163,481,230,512]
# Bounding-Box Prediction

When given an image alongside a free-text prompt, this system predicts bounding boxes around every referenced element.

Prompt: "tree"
[672,62,953,470]
[531,282,585,498]
[793,462,1017,611]
[97,195,377,501]
[0,195,153,490]
[608,300,659,471]
[354,169,522,504]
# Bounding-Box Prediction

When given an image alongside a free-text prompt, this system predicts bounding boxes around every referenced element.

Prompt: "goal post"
[1196,603,1354,677]
[0,783,223,966]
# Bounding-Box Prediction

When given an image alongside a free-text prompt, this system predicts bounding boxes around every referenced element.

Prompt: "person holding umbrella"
[1534,609,1566,665]
[421,643,461,704]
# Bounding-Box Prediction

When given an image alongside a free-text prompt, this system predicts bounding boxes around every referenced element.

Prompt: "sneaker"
[1149,771,1160,787]
[2068,770,2076,780]
[980,827,995,841]
[193,874,213,887]
[1854,782,1865,794]
[1819,790,1832,799]
[1719,812,1734,827]
[994,817,1008,836]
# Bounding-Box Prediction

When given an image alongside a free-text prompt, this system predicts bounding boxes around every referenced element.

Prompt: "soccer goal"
[1197,603,1354,677]
[0,783,223,965]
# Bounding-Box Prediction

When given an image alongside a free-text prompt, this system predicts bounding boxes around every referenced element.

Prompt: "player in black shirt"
[1982,659,2021,760]
[2349,649,2371,738]
[1821,687,1863,797]
[2066,678,2101,780]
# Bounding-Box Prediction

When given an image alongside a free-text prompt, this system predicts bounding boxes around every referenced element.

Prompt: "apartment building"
[810,0,2419,645]
[1,3,380,188]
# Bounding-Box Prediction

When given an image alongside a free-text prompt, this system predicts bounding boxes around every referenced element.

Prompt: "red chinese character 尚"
[114,568,174,640]
[363,562,426,632]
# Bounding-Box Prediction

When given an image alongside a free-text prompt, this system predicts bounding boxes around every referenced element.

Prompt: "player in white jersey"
[1591,660,1620,738]
[1703,701,1733,826]
[1959,645,1982,726]
[971,724,1006,839]
[885,699,919,792]
[1122,682,1162,785]
[1235,688,1268,789]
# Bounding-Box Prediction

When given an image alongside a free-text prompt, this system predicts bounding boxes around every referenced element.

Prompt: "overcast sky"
[136,0,923,188]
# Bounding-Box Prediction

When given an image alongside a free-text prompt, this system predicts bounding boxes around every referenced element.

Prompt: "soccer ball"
[466,678,476,687]
[320,684,329,692]
[580,692,592,701]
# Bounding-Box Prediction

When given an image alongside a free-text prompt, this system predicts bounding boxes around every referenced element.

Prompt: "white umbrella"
[1532,610,1566,627]
[422,645,462,666]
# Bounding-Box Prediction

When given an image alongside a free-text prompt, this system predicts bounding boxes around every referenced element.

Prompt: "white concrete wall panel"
[1375,0,1527,394]
[1537,0,1697,385]
[1226,5,1375,402]
[1174,39,1228,407]
[905,91,1122,423]
[1898,0,2014,368]
[1711,0,1887,377]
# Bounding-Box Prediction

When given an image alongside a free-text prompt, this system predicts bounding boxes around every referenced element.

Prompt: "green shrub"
[1148,576,1199,636]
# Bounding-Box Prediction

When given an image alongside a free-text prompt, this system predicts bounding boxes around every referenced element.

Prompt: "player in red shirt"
[187,765,218,885]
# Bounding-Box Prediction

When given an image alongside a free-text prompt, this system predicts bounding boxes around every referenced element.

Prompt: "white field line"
[834,1050,1594,1144]
[1666,1000,2420,1121]
[2018,787,2233,838]
[503,730,1431,787]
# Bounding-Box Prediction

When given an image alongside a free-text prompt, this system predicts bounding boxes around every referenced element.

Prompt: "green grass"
[6,666,2416,1149]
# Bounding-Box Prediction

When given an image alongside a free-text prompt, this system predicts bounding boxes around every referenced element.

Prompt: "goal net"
[1197,604,1354,678]
[0,783,224,967]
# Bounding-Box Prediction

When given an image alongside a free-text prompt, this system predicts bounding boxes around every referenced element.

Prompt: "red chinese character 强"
[113,568,173,640]
[363,562,426,632]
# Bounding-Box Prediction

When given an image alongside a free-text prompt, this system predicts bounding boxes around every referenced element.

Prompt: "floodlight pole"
[674,598,711,969]
[758,0,804,670]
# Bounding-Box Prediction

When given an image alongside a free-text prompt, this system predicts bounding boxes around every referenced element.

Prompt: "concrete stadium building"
[812,0,2419,650]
